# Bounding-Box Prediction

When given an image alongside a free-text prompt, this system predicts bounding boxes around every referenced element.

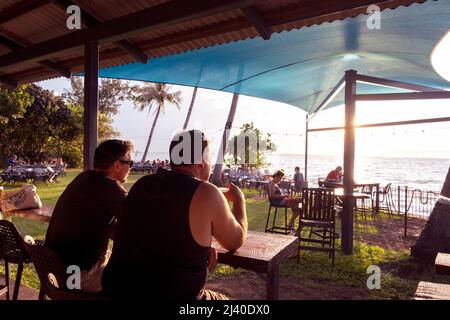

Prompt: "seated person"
[326,166,343,182]
[268,169,301,232]
[102,130,247,300]
[55,157,64,167]
[293,166,305,192]
[7,155,17,167]
[44,139,133,292]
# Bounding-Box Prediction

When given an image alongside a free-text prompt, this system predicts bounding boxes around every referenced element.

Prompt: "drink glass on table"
[218,187,229,193]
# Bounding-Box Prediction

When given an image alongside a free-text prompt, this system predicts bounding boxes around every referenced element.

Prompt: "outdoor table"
[334,189,371,200]
[212,230,297,300]
[324,182,380,214]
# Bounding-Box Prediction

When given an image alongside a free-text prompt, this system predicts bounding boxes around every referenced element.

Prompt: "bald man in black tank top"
[102,130,247,300]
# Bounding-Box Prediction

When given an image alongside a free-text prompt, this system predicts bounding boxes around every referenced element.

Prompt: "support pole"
[83,41,99,171]
[304,114,309,182]
[342,69,357,255]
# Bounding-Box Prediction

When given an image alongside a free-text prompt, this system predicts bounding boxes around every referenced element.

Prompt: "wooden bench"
[2,206,53,223]
[413,281,450,300]
[435,252,450,276]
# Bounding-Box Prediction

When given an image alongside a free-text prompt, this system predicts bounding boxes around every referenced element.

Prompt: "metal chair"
[265,198,290,235]
[355,184,376,221]
[0,220,33,300]
[24,242,108,300]
[297,188,337,265]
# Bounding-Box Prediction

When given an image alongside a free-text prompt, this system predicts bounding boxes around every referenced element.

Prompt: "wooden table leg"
[267,264,279,300]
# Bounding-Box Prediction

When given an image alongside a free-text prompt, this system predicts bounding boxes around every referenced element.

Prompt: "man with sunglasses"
[45,139,133,293]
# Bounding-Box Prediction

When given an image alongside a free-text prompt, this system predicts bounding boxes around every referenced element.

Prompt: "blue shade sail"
[98,0,450,114]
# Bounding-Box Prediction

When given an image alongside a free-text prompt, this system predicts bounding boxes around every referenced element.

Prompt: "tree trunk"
[211,93,239,186]
[183,87,197,130]
[140,107,161,163]
[411,166,450,262]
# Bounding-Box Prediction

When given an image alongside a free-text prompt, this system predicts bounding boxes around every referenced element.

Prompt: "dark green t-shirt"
[45,170,127,270]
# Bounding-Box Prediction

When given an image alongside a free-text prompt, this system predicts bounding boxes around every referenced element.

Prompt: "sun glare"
[431,30,450,82]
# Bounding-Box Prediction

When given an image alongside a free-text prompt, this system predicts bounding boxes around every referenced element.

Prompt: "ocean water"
[139,152,449,192]
[265,154,450,192]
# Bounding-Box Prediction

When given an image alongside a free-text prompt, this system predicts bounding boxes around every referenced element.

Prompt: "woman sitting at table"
[268,169,301,233]
[325,166,343,182]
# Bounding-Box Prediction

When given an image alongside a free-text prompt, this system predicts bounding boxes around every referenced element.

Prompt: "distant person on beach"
[268,169,301,233]
[293,166,305,192]
[326,166,343,182]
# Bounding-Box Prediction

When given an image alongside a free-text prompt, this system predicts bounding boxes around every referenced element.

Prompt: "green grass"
[1,176,449,299]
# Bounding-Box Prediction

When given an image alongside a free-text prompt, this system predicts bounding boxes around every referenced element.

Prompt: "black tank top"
[102,168,209,299]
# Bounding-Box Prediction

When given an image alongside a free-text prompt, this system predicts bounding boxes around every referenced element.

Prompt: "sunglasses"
[119,159,134,168]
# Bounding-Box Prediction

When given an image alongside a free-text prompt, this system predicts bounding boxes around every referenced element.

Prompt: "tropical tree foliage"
[132,82,182,162]
[0,77,132,167]
[0,84,82,166]
[226,122,276,168]
[62,76,135,116]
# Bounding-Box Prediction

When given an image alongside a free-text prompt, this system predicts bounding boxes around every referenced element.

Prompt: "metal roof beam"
[308,116,450,132]
[241,6,272,40]
[0,0,263,69]
[355,91,450,101]
[50,0,148,63]
[308,76,346,121]
[356,74,446,93]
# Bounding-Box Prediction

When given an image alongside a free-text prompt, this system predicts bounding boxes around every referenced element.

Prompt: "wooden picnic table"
[0,206,53,223]
[213,230,297,300]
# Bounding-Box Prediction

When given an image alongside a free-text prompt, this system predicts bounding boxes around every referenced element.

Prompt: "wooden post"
[342,70,357,255]
[83,41,99,171]
[304,114,309,182]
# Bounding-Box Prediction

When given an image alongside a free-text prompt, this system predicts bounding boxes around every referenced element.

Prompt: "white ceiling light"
[431,30,450,82]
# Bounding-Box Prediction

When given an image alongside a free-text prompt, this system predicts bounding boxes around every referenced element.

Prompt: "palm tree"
[182,86,198,130]
[211,93,240,185]
[133,82,182,162]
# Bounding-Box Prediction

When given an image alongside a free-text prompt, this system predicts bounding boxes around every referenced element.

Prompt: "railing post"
[397,185,401,216]
[404,186,408,238]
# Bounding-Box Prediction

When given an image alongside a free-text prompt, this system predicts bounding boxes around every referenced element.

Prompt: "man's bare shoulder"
[194,181,222,199]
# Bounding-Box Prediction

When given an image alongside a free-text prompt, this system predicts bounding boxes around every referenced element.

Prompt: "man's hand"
[208,246,218,273]
[224,183,244,203]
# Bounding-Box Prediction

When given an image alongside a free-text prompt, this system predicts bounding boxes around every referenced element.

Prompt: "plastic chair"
[0,220,33,300]
[24,242,109,300]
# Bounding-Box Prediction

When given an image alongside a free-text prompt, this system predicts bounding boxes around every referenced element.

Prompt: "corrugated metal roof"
[0,0,432,86]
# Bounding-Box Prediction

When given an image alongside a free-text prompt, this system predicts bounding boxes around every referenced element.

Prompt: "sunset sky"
[39,77,450,161]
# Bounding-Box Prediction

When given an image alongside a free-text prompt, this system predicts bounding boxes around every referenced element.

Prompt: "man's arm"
[190,182,247,251]
[268,182,284,199]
